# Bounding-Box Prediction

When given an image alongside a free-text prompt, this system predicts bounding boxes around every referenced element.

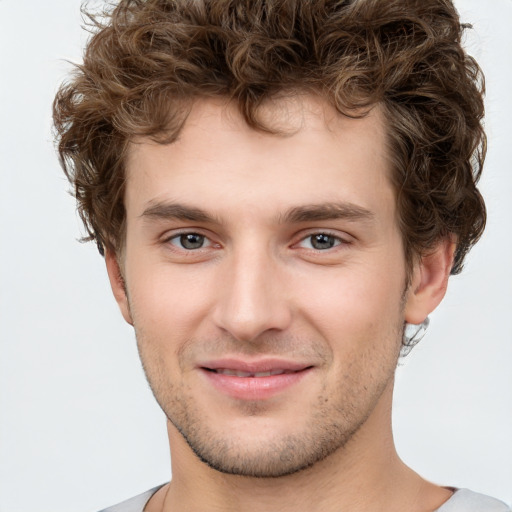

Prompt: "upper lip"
[199,358,312,373]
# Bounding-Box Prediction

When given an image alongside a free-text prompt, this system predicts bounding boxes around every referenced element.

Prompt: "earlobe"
[105,250,134,325]
[404,238,456,324]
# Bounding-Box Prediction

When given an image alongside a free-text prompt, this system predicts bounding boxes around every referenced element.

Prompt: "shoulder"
[437,489,511,512]
[96,484,166,512]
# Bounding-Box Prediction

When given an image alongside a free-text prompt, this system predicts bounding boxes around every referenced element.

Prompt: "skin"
[106,95,455,511]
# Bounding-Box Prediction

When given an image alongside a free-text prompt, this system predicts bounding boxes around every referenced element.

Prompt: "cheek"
[290,265,405,377]
[294,265,403,330]
[126,263,214,340]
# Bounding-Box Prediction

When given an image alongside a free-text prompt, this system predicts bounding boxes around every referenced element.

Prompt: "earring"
[401,316,430,357]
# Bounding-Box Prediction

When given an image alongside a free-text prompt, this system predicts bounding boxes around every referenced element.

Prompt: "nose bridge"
[213,239,291,342]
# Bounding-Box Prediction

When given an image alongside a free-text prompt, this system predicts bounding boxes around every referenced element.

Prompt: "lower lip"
[200,368,312,400]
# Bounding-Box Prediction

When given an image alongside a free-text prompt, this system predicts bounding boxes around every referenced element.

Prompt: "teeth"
[215,369,290,377]
[219,369,253,377]
[254,371,272,377]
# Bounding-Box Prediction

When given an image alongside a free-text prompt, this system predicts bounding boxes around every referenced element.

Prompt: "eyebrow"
[141,202,220,223]
[140,201,375,225]
[277,202,375,224]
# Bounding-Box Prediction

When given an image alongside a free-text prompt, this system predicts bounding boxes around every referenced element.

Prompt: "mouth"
[203,368,302,378]
[198,359,313,400]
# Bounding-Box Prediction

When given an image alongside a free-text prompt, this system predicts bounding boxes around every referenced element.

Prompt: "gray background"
[0,1,510,511]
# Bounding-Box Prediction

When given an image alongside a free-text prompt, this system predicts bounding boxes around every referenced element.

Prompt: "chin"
[167,405,364,478]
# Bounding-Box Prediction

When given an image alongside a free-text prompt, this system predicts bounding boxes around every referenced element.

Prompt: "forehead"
[124,95,393,221]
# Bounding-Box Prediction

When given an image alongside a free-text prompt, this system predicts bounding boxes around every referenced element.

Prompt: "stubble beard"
[166,385,374,478]
[134,325,402,478]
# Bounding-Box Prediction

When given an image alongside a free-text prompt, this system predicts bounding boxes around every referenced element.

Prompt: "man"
[52,0,510,510]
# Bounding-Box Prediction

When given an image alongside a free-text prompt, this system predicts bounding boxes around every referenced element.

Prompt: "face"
[112,96,419,477]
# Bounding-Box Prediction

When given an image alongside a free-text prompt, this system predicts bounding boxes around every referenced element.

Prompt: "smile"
[206,368,297,378]
[199,360,313,400]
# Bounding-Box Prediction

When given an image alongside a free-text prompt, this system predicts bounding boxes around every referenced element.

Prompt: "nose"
[212,246,292,343]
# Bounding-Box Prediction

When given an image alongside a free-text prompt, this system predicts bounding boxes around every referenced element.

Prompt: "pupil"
[312,234,335,250]
[181,233,204,249]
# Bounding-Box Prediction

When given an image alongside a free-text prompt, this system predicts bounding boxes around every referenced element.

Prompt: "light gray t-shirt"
[98,486,511,512]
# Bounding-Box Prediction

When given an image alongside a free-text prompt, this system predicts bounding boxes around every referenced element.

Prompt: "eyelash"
[164,232,215,251]
[295,232,347,251]
[163,231,349,252]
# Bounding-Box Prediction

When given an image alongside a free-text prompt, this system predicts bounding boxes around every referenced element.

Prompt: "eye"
[298,233,343,250]
[168,233,211,250]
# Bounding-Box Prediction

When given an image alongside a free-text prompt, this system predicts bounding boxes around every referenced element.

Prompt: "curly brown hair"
[53,0,486,274]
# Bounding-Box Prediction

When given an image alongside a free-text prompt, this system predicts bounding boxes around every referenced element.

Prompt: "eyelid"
[293,229,353,248]
[159,228,353,253]
[161,229,219,250]
[170,233,212,249]
[161,227,210,241]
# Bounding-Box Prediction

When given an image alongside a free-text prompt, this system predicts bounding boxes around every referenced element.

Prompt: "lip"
[198,358,313,400]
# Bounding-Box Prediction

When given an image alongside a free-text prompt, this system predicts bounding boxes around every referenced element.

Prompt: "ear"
[404,238,456,324]
[105,250,134,325]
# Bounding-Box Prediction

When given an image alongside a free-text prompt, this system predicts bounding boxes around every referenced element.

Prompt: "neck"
[150,381,451,512]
